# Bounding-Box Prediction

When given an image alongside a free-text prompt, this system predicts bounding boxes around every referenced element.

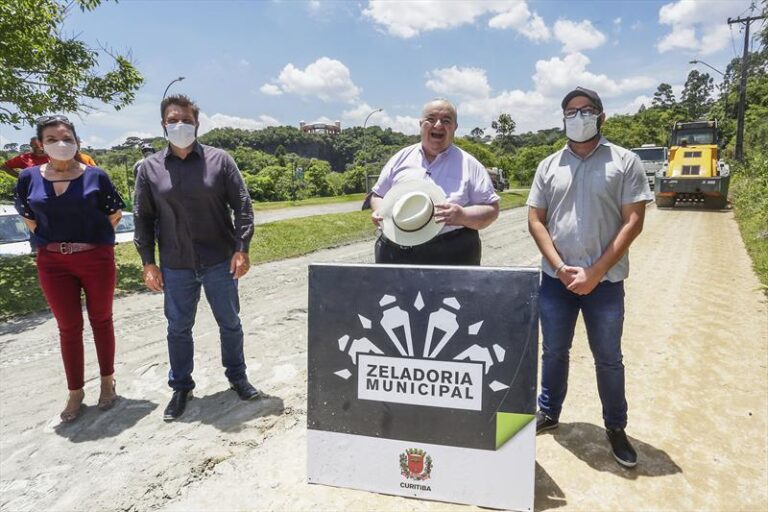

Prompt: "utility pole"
[728,12,766,161]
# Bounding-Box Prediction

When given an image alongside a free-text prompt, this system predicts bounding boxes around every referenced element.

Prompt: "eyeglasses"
[35,114,74,127]
[563,107,600,119]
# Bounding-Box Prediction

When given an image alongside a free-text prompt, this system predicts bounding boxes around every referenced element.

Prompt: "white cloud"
[260,83,283,96]
[553,19,607,53]
[457,90,558,133]
[517,13,550,42]
[341,103,420,135]
[488,2,551,42]
[267,57,361,102]
[105,131,155,149]
[198,113,280,135]
[533,52,655,98]
[239,59,250,67]
[613,95,653,115]
[425,66,491,100]
[656,0,753,55]
[81,135,106,148]
[363,0,550,42]
[614,17,622,25]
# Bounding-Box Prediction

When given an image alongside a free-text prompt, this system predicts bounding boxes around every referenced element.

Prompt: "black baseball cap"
[561,87,603,112]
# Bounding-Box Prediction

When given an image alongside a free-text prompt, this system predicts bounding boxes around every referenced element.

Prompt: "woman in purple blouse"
[14,115,125,423]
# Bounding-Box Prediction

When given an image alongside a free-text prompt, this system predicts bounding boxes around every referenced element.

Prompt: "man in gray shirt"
[527,87,652,467]
[134,94,261,422]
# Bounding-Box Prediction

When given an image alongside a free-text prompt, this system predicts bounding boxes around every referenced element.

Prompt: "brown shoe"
[98,380,118,411]
[60,389,85,423]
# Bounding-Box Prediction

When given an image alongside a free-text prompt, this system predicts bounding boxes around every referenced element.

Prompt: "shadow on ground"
[54,398,158,442]
[548,422,682,479]
[535,461,567,511]
[175,389,284,432]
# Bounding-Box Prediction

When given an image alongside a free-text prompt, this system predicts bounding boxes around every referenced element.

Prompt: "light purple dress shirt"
[372,143,500,234]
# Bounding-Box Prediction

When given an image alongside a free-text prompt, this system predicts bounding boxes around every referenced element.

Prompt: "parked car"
[0,204,33,257]
[115,212,135,244]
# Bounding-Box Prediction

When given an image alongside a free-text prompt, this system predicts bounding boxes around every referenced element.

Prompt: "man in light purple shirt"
[370,98,500,265]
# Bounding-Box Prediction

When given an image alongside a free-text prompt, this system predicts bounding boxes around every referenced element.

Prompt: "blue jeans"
[162,260,247,391]
[538,274,627,429]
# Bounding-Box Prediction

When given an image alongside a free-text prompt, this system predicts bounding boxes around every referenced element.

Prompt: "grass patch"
[253,193,366,211]
[0,189,529,320]
[731,155,768,294]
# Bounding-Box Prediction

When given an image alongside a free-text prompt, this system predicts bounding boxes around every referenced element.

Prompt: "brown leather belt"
[44,242,99,254]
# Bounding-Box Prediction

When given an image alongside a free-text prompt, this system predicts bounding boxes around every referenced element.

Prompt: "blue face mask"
[564,112,599,143]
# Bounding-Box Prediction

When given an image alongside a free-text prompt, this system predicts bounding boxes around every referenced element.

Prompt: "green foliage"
[341,166,367,194]
[652,83,676,108]
[501,141,564,186]
[304,158,332,197]
[680,70,714,119]
[0,173,16,198]
[231,147,278,175]
[0,0,143,128]
[454,138,497,168]
[491,113,517,152]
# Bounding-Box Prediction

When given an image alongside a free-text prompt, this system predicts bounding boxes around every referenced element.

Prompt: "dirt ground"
[0,204,766,512]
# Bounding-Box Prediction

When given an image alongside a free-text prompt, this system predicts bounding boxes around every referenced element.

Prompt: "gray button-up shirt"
[134,143,254,269]
[527,137,652,282]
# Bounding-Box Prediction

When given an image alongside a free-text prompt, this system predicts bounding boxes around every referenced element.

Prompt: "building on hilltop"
[299,120,341,135]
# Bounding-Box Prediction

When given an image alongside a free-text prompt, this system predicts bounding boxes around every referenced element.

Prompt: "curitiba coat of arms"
[399,448,433,480]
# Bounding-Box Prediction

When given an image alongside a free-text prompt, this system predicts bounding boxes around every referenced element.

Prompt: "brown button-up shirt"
[134,142,254,269]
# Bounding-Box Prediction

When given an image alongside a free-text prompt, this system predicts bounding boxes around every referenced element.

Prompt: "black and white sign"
[307,263,539,511]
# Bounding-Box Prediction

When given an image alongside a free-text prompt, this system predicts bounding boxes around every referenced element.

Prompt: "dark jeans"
[375,228,481,265]
[162,260,247,391]
[538,274,628,429]
[37,245,116,390]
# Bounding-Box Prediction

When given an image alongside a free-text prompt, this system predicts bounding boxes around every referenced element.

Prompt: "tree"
[652,83,676,109]
[0,0,143,128]
[491,113,516,139]
[680,70,714,119]
[491,113,517,152]
[3,143,19,152]
[469,127,484,141]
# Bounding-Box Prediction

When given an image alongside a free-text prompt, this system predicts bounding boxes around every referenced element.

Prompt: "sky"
[1,0,765,149]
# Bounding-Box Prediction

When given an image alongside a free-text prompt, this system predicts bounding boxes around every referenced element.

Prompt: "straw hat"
[380,180,446,247]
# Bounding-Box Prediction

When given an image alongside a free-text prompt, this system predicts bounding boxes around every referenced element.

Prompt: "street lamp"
[689,60,724,76]
[689,60,729,122]
[361,108,382,193]
[162,76,186,99]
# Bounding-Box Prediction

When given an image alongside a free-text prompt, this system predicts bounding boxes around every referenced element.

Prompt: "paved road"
[255,201,363,225]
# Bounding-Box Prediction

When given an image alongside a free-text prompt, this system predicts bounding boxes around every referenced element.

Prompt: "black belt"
[379,228,469,250]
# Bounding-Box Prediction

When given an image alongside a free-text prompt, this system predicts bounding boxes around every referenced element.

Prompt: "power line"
[728,12,767,161]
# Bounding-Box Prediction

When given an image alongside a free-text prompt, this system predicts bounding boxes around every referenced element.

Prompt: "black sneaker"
[606,428,638,468]
[536,411,559,433]
[163,389,193,422]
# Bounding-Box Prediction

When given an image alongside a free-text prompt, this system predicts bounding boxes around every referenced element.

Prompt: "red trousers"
[36,245,116,390]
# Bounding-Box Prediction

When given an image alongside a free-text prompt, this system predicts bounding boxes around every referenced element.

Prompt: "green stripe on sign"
[496,413,535,449]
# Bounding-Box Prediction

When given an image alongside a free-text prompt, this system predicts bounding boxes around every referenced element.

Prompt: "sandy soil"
[0,204,766,512]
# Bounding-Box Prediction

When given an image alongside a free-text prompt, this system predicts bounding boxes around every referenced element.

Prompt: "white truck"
[630,144,668,191]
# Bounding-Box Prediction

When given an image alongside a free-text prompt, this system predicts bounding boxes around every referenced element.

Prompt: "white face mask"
[165,122,197,148]
[43,141,78,161]
[564,112,599,143]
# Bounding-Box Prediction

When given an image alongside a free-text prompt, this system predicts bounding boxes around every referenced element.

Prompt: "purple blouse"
[14,166,125,246]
